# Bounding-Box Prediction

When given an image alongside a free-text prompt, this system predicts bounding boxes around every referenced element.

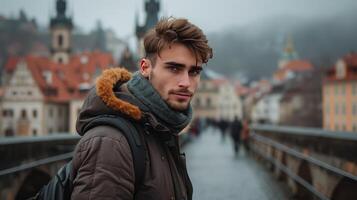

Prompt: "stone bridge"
[0,135,79,200]
[250,124,357,200]
[1,125,357,200]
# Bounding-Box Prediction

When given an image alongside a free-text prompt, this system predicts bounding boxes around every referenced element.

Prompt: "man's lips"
[170,92,192,100]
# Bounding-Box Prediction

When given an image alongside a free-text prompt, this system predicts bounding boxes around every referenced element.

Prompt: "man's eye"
[168,66,179,72]
[189,69,202,76]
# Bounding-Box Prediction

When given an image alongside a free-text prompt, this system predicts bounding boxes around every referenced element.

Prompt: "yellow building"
[192,69,243,121]
[323,53,357,132]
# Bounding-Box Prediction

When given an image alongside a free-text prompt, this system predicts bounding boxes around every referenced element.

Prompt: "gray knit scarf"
[127,72,193,135]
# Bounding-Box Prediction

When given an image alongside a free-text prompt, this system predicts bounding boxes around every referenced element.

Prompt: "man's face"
[140,43,203,111]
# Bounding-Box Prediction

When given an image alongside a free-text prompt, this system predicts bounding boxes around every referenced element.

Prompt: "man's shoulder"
[79,125,128,145]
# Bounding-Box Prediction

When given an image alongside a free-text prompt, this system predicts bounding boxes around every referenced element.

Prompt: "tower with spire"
[135,0,160,57]
[278,35,299,69]
[94,20,107,52]
[50,0,73,64]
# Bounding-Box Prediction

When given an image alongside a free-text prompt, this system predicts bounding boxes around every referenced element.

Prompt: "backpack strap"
[82,116,146,194]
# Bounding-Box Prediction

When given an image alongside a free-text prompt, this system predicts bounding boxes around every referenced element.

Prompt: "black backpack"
[31,116,146,200]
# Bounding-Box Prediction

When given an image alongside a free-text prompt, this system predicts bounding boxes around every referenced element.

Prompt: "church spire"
[278,34,299,69]
[56,0,66,17]
[50,0,73,64]
[135,0,160,57]
[144,0,160,29]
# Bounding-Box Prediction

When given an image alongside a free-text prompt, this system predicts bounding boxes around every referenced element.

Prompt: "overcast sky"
[1,0,357,39]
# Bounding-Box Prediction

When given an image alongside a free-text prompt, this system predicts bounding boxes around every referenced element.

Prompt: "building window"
[58,109,62,117]
[342,103,346,115]
[207,98,211,107]
[21,109,27,118]
[341,124,346,131]
[33,129,37,136]
[353,84,357,96]
[353,124,357,132]
[12,91,17,96]
[335,85,339,95]
[5,128,14,136]
[58,34,63,47]
[200,82,205,90]
[335,124,339,131]
[33,110,37,118]
[324,116,329,125]
[28,91,32,96]
[353,104,357,115]
[341,86,346,95]
[49,108,53,118]
[49,128,53,134]
[5,109,14,117]
[196,98,201,107]
[335,104,339,115]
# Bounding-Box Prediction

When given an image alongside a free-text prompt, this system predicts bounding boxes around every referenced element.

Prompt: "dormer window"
[43,70,52,84]
[79,82,91,93]
[58,71,65,79]
[80,55,88,64]
[336,60,346,79]
[83,72,90,81]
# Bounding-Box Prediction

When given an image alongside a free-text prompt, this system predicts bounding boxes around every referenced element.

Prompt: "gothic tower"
[278,35,299,69]
[50,0,73,64]
[135,0,160,58]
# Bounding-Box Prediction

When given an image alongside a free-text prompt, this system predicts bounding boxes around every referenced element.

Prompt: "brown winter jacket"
[71,68,193,200]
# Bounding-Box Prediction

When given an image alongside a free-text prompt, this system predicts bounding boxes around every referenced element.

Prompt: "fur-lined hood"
[76,68,144,135]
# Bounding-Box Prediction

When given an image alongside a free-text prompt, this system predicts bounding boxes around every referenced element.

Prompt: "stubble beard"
[149,71,191,112]
[166,99,191,112]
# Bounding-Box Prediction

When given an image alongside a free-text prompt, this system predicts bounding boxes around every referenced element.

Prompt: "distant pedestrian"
[219,119,228,141]
[241,119,250,153]
[190,118,202,137]
[230,117,242,155]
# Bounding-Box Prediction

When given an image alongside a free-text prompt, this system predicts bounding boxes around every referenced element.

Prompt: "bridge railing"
[0,134,79,176]
[0,132,192,178]
[250,124,357,200]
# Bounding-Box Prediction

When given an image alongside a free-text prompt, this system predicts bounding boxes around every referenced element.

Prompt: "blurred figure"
[230,117,242,155]
[219,119,228,141]
[241,119,250,154]
[190,118,202,137]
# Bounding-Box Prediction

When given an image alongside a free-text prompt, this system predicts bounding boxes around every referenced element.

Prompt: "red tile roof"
[282,60,313,71]
[274,60,313,81]
[325,53,357,82]
[211,78,228,86]
[5,52,115,103]
[343,53,357,68]
[5,56,20,73]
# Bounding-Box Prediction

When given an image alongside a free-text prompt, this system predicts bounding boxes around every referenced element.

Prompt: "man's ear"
[140,58,151,78]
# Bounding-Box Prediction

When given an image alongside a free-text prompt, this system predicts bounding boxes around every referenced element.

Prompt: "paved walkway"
[183,127,290,200]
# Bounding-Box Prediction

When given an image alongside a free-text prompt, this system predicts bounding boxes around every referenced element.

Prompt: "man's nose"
[178,72,190,88]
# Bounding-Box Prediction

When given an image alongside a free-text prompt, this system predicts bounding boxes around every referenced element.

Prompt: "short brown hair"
[143,17,213,64]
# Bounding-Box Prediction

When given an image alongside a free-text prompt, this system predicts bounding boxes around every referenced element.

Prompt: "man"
[230,117,242,156]
[71,17,212,199]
